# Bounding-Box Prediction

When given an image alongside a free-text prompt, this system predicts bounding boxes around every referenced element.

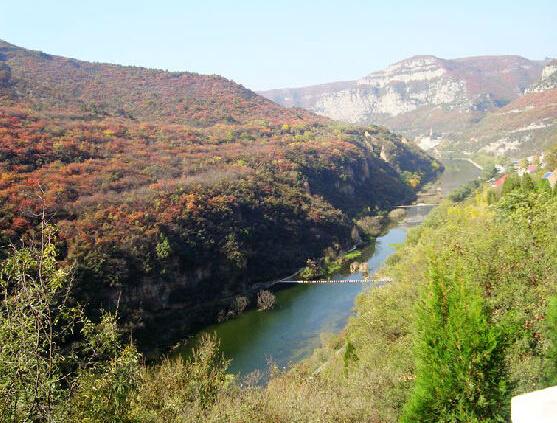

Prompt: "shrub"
[0,225,77,421]
[299,258,322,280]
[0,224,139,422]
[232,295,249,315]
[257,290,276,311]
[355,215,385,237]
[131,333,230,421]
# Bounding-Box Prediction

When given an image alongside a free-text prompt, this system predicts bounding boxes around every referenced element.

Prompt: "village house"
[493,174,508,188]
[495,164,506,173]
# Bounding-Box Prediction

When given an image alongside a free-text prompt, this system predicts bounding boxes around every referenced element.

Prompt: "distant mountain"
[450,60,557,156]
[527,59,557,93]
[260,55,548,155]
[0,40,439,349]
[258,80,356,110]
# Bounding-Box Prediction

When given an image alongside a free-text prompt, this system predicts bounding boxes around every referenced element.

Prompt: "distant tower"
[429,127,433,138]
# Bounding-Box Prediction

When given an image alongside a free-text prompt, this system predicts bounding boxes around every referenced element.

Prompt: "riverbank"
[276,166,557,422]
[178,197,443,376]
[177,158,479,377]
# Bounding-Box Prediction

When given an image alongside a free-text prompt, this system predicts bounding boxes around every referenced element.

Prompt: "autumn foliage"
[0,39,439,347]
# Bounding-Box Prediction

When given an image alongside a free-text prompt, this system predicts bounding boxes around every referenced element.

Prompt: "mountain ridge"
[261,55,557,156]
[260,54,554,157]
[0,38,318,127]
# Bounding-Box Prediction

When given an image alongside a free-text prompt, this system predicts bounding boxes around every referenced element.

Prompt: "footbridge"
[279,277,393,284]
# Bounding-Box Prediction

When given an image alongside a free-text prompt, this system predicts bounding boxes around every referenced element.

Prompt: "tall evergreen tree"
[402,259,510,422]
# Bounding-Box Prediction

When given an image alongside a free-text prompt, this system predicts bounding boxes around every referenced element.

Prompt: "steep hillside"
[0,40,439,349]
[450,60,557,156]
[260,55,544,142]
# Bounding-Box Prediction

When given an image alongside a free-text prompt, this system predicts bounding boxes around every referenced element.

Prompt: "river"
[183,159,481,378]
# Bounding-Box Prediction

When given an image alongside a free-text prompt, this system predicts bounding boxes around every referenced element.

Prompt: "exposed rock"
[260,55,545,144]
[351,226,362,244]
[526,60,557,93]
[380,145,390,162]
[350,261,369,273]
[541,61,557,80]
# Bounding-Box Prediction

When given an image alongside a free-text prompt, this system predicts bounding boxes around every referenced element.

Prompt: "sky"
[1,1,556,90]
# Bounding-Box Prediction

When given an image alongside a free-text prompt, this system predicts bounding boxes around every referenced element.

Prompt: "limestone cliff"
[527,60,557,93]
[260,55,544,142]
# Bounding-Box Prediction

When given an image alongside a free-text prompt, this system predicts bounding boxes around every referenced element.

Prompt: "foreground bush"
[131,333,230,422]
[0,225,140,422]
[402,260,509,422]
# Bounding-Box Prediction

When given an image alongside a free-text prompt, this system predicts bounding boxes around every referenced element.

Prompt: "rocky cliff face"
[260,55,545,142]
[527,60,557,93]
[312,56,470,122]
[451,61,557,157]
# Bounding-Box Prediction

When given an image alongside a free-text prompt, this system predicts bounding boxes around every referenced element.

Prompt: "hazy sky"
[1,1,556,90]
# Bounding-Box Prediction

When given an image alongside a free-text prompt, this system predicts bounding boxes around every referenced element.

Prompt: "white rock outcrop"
[312,56,468,122]
[541,62,557,80]
[526,60,557,93]
[358,56,448,87]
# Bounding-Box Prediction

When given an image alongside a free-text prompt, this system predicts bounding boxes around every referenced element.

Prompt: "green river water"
[183,159,481,378]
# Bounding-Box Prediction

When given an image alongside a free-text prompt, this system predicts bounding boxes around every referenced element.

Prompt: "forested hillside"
[0,39,313,126]
[124,151,557,422]
[5,126,556,423]
[452,86,557,156]
[0,40,439,349]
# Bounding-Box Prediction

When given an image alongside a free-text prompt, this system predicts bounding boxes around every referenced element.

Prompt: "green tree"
[521,173,535,192]
[402,259,509,423]
[502,174,520,195]
[0,224,79,421]
[65,315,140,423]
[0,224,140,422]
[156,234,172,260]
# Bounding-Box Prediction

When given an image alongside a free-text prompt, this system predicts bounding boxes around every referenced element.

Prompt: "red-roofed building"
[494,174,508,187]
